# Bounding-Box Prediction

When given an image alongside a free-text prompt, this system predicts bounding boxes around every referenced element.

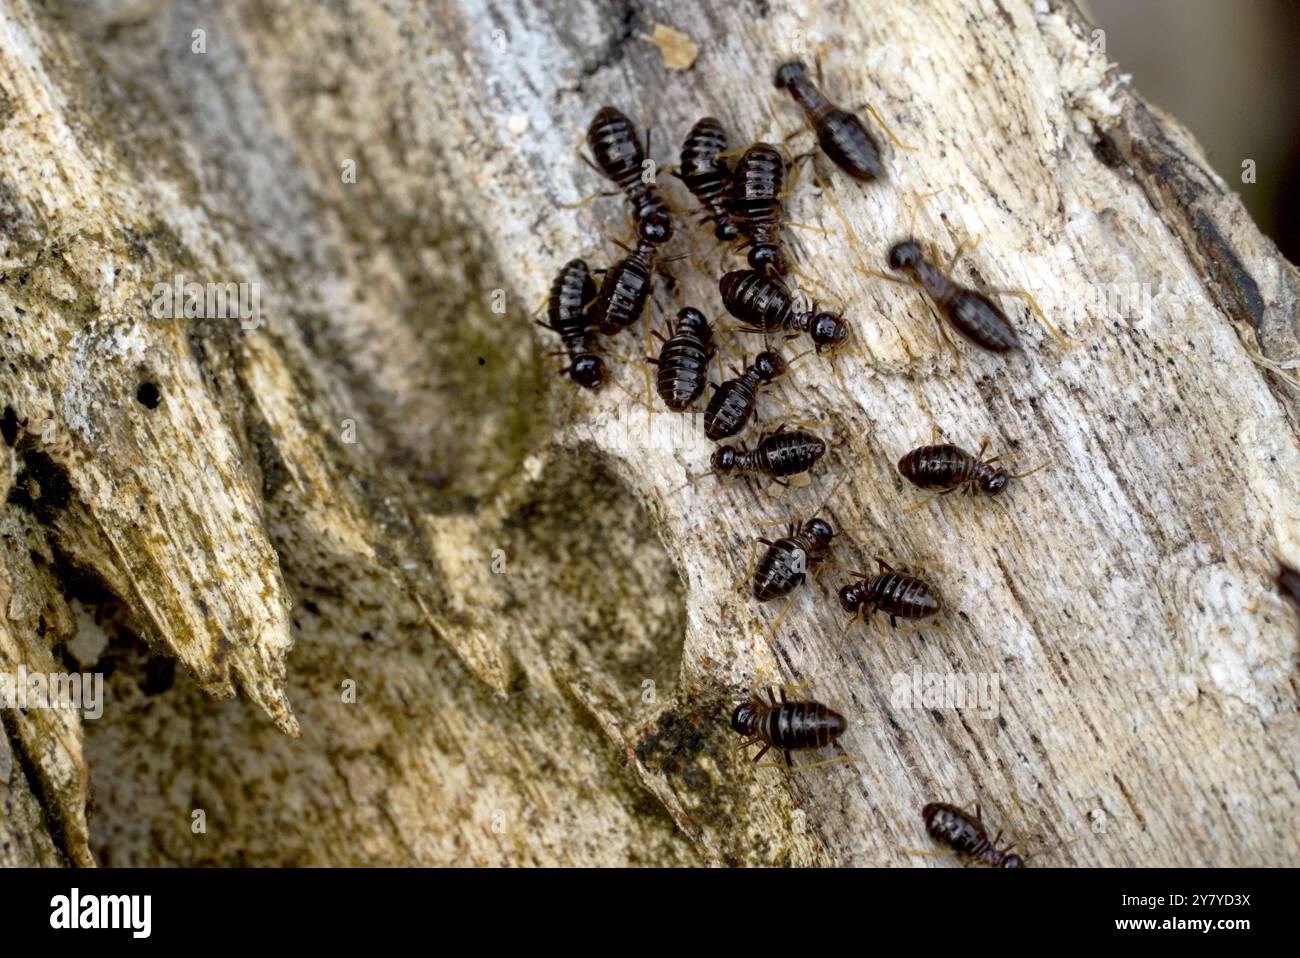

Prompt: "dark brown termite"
[591,216,674,336]
[752,516,836,602]
[887,240,1020,351]
[702,349,787,441]
[538,258,604,389]
[773,59,885,182]
[674,117,738,241]
[862,239,1065,365]
[728,142,792,275]
[731,686,847,768]
[712,424,827,485]
[897,439,1044,509]
[719,269,848,352]
[584,106,674,240]
[922,802,1026,868]
[648,307,715,411]
[838,558,942,630]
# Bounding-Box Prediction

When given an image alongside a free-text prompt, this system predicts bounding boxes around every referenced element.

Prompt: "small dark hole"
[135,382,161,408]
[1,406,18,446]
[477,357,486,366]
[141,656,175,696]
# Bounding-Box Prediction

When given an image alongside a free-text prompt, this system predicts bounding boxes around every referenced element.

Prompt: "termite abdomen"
[753,517,835,602]
[677,117,737,241]
[774,59,882,182]
[731,687,847,766]
[652,307,715,411]
[542,258,604,389]
[703,350,786,441]
[922,802,1025,867]
[587,106,673,241]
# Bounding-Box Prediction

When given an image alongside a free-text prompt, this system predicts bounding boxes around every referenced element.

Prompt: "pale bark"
[0,0,1296,867]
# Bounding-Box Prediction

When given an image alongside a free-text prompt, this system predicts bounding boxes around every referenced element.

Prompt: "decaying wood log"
[0,0,1296,867]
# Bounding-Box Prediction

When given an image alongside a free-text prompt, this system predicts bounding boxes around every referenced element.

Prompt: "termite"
[753,516,836,602]
[838,558,941,630]
[719,269,849,352]
[886,240,1020,351]
[921,802,1026,868]
[731,686,847,768]
[864,238,1066,364]
[897,438,1043,509]
[538,258,605,389]
[773,59,884,182]
[674,117,738,241]
[702,349,787,441]
[585,106,674,240]
[728,142,792,275]
[711,424,827,485]
[591,215,673,335]
[648,307,715,411]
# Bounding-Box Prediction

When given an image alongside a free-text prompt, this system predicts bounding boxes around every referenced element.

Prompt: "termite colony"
[535,55,1081,865]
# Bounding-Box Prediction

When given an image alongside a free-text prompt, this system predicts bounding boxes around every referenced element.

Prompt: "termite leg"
[858,103,916,151]
[988,285,1072,348]
[782,754,861,774]
[767,589,800,638]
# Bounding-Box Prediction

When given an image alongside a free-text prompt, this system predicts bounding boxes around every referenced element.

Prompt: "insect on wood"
[538,258,605,389]
[712,424,826,484]
[648,306,715,411]
[774,59,883,182]
[838,558,941,630]
[720,269,849,352]
[585,105,674,240]
[702,349,787,441]
[674,117,738,241]
[731,686,847,768]
[921,802,1026,867]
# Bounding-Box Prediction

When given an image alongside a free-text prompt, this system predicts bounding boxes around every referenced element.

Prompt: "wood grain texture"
[0,0,1295,866]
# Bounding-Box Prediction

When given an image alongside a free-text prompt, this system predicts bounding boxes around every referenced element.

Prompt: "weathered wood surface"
[0,0,1296,867]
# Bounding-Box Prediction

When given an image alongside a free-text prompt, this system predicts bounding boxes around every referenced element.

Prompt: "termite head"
[979,462,1010,493]
[730,700,761,735]
[887,240,924,272]
[675,307,711,340]
[1000,852,1026,868]
[711,446,737,473]
[801,517,835,552]
[773,60,809,90]
[569,354,605,390]
[714,219,739,242]
[639,209,674,244]
[838,582,869,614]
[754,350,786,381]
[810,311,849,350]
[748,243,787,275]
